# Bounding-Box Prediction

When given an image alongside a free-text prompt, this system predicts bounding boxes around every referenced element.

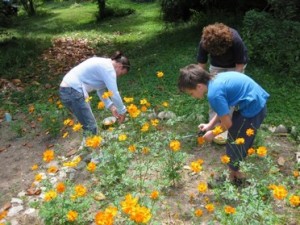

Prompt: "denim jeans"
[59,87,98,135]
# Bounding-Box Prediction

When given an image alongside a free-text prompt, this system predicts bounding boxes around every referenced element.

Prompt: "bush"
[242,10,300,78]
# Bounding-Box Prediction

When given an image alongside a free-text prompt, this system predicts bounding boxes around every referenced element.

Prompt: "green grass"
[1,0,299,130]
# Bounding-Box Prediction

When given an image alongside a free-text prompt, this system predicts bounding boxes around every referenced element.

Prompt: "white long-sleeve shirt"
[61,57,126,114]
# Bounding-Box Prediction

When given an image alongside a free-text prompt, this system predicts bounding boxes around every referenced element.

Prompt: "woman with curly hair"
[197,22,248,76]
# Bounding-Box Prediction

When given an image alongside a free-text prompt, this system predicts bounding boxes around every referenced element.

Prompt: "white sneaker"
[213,131,227,145]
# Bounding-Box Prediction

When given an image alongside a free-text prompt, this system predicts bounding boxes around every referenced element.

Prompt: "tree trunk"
[98,0,106,19]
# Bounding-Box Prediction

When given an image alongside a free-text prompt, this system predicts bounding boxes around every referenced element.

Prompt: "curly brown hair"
[201,23,233,56]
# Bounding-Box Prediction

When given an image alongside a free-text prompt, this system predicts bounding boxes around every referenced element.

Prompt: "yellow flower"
[197,136,205,145]
[293,170,299,178]
[224,205,236,214]
[141,122,150,132]
[87,162,97,172]
[28,104,35,113]
[272,185,288,200]
[156,71,164,78]
[75,184,87,197]
[129,205,152,224]
[63,156,81,168]
[205,203,215,213]
[56,182,65,193]
[140,99,148,105]
[35,173,43,182]
[128,145,136,153]
[150,190,159,200]
[169,140,181,152]
[102,91,113,99]
[62,132,69,138]
[121,194,139,214]
[86,135,102,149]
[197,182,208,193]
[31,164,38,170]
[150,119,159,127]
[246,128,255,136]
[85,96,93,102]
[127,104,141,118]
[43,149,55,163]
[63,118,74,126]
[67,210,78,222]
[289,195,300,207]
[194,209,203,217]
[190,161,202,173]
[257,146,267,157]
[141,105,147,112]
[123,97,134,103]
[235,137,245,145]
[247,147,255,156]
[98,101,105,109]
[268,184,277,190]
[162,101,169,107]
[72,123,82,132]
[197,158,204,165]
[220,155,230,164]
[118,134,127,141]
[47,166,58,174]
[212,126,223,135]
[44,190,57,202]
[0,210,8,220]
[142,147,150,155]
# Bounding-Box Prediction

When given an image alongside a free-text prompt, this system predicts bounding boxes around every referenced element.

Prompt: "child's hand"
[203,130,214,142]
[117,113,126,124]
[198,123,210,132]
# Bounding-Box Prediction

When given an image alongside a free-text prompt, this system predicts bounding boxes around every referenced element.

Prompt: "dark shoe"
[232,178,250,187]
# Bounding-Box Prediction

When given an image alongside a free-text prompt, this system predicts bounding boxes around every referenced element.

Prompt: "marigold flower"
[150,119,159,126]
[86,135,102,148]
[118,134,127,141]
[128,145,136,153]
[246,128,255,136]
[140,99,148,105]
[197,158,204,165]
[257,146,267,157]
[156,71,164,78]
[141,105,147,112]
[75,184,87,197]
[127,104,141,118]
[102,91,113,99]
[87,162,97,172]
[62,132,69,138]
[63,118,74,126]
[121,194,139,214]
[235,137,245,145]
[268,184,277,190]
[293,170,299,178]
[129,205,152,224]
[0,210,8,220]
[123,97,134,103]
[194,209,203,217]
[162,101,169,107]
[72,123,82,132]
[95,211,114,225]
[31,164,38,170]
[197,136,205,145]
[212,126,223,135]
[197,182,208,193]
[190,161,202,173]
[205,203,215,213]
[56,182,65,193]
[289,195,300,207]
[272,185,288,200]
[67,210,78,222]
[221,155,230,164]
[98,101,105,109]
[142,147,150,154]
[35,173,43,182]
[150,190,159,200]
[141,122,150,132]
[44,190,57,202]
[224,205,236,214]
[169,140,181,152]
[47,166,58,174]
[43,149,55,163]
[28,104,35,113]
[85,96,93,102]
[247,147,255,156]
[63,156,81,168]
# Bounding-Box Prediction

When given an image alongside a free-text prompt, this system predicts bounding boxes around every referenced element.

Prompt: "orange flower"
[194,209,203,217]
[257,146,267,157]
[44,190,57,202]
[63,118,74,126]
[246,128,255,136]
[0,210,8,220]
[129,205,152,224]
[95,206,118,225]
[28,104,35,113]
[190,161,202,173]
[197,182,208,193]
[141,122,150,132]
[86,135,102,148]
[293,170,299,178]
[75,184,87,197]
[289,195,300,207]
[197,158,204,165]
[224,205,236,214]
[47,166,58,174]
[141,105,147,112]
[72,123,82,132]
[121,194,139,214]
[197,136,205,145]
[127,104,141,118]
[128,145,136,153]
[272,185,288,200]
[56,182,65,193]
[220,155,230,164]
[87,162,97,172]
[156,71,164,78]
[247,147,255,156]
[31,164,38,170]
[150,119,159,127]
[142,147,150,155]
[212,126,223,135]
[150,190,159,200]
[97,101,105,109]
[43,149,55,163]
[67,210,78,222]
[35,173,43,182]
[169,140,181,152]
[235,138,245,145]
[205,203,215,213]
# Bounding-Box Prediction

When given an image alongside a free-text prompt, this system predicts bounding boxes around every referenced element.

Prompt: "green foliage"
[267,0,299,20]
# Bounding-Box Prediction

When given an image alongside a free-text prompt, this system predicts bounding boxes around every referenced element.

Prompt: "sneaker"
[213,131,227,145]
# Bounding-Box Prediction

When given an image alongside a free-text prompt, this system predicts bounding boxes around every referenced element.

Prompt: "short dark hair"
[178,64,211,92]
[111,51,130,71]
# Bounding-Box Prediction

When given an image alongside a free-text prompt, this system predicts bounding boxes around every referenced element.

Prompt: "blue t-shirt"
[197,28,248,68]
[207,72,269,118]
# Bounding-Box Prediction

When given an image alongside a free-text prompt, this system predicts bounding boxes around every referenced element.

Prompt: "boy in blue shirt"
[178,64,269,183]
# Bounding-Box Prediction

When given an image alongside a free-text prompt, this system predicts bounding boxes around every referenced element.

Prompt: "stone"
[11,198,23,205]
[7,205,24,217]
[157,111,176,120]
[274,124,288,134]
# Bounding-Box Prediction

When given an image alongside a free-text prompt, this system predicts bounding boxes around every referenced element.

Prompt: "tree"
[97,0,106,20]
[20,0,35,16]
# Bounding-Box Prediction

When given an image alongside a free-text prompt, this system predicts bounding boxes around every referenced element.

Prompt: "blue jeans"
[226,106,267,171]
[59,87,98,135]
